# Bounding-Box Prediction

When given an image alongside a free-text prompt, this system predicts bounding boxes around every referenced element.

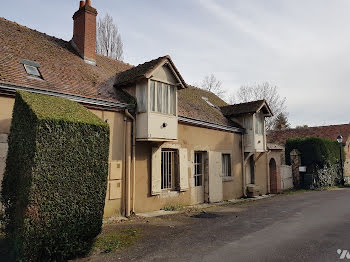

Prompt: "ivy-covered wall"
[285,137,345,188]
[1,91,110,261]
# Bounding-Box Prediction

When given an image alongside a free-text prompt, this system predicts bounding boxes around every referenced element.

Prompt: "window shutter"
[179,148,189,191]
[151,147,161,195]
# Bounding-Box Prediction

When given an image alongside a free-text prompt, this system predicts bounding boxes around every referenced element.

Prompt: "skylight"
[202,96,215,107]
[20,59,43,79]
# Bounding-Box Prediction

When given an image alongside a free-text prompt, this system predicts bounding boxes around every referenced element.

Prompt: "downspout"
[241,134,247,197]
[125,109,136,215]
[124,118,131,217]
[266,150,271,194]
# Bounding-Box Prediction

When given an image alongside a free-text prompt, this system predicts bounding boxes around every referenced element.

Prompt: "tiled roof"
[178,85,241,128]
[114,55,187,88]
[220,100,267,116]
[115,56,166,86]
[0,17,133,104]
[267,124,350,145]
[0,17,241,130]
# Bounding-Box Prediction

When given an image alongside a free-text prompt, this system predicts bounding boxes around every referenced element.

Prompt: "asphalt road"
[93,189,350,262]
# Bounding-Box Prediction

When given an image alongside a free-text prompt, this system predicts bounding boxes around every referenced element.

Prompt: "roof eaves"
[0,81,132,110]
[178,115,244,133]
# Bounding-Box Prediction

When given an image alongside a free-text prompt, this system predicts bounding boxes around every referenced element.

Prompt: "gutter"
[0,82,131,110]
[178,116,244,134]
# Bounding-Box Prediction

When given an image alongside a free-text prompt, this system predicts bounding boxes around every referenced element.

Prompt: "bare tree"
[226,92,236,104]
[235,82,288,130]
[96,14,124,61]
[200,74,226,98]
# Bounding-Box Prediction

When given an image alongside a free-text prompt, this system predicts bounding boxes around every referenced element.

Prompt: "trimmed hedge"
[1,91,110,261]
[285,137,345,167]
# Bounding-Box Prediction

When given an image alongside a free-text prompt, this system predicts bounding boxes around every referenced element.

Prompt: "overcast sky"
[2,0,350,127]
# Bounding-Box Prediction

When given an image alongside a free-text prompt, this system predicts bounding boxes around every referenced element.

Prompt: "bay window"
[255,114,264,134]
[150,80,176,115]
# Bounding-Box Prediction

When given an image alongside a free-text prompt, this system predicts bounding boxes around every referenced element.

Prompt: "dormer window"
[20,59,43,79]
[150,80,176,115]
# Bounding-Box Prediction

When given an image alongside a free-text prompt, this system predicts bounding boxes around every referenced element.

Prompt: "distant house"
[268,124,350,182]
[0,1,275,217]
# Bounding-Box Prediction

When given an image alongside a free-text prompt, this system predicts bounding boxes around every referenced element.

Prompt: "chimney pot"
[86,0,91,6]
[79,1,85,8]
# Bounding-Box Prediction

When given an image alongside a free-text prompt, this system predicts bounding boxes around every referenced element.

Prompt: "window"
[150,80,176,115]
[243,117,252,130]
[222,154,231,177]
[255,114,264,134]
[194,152,204,187]
[150,81,156,112]
[137,84,147,113]
[20,59,43,79]
[202,96,215,107]
[169,86,176,115]
[161,150,176,190]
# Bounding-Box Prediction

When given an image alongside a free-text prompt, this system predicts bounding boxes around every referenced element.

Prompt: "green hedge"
[1,91,110,261]
[285,137,345,167]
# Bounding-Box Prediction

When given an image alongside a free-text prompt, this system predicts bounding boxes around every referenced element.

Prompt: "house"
[0,1,273,217]
[268,124,350,183]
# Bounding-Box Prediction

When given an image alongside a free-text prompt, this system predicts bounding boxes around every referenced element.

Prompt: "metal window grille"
[194,152,204,186]
[161,150,175,190]
[222,154,231,177]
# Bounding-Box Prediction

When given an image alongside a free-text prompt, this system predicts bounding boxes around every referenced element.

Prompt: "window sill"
[159,190,181,198]
[149,111,177,117]
[222,176,233,182]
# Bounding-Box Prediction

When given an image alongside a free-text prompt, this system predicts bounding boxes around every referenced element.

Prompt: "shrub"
[285,137,345,167]
[1,91,110,261]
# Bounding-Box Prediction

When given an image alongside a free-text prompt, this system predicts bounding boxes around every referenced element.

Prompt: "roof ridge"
[270,123,350,132]
[220,99,265,109]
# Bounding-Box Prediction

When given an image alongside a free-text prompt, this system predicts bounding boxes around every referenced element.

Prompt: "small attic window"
[202,96,215,107]
[20,59,43,79]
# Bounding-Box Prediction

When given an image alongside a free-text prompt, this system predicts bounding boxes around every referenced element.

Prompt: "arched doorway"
[269,158,278,193]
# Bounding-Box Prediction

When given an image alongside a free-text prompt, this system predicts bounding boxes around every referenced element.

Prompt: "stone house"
[0,1,274,217]
[268,124,350,183]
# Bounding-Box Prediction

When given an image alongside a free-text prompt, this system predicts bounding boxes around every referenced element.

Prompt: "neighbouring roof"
[220,100,273,117]
[0,17,133,104]
[114,55,187,88]
[267,124,350,145]
[178,86,242,128]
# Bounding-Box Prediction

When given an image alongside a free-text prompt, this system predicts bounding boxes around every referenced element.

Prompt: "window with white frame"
[137,84,147,113]
[222,154,231,177]
[150,80,176,115]
[161,149,177,190]
[255,114,264,134]
[194,152,204,187]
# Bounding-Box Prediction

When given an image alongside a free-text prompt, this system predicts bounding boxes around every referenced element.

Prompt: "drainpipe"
[241,134,247,197]
[266,150,271,194]
[124,117,131,217]
[125,109,136,215]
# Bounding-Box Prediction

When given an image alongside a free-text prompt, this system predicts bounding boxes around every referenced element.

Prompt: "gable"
[150,64,178,85]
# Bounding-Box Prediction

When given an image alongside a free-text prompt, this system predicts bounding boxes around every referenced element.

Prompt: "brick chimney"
[72,0,98,65]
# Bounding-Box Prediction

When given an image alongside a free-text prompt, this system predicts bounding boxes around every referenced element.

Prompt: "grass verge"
[93,227,142,254]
